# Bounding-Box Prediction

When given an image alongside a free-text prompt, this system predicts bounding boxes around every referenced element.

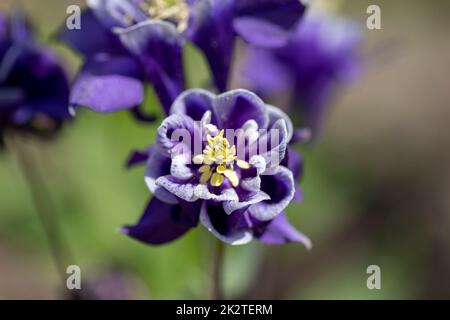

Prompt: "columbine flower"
[58,1,182,117]
[240,12,363,133]
[123,88,311,247]
[189,0,308,92]
[58,0,308,115]
[0,12,70,144]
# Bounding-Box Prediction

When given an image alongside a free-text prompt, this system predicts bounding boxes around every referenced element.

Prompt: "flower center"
[140,0,190,32]
[192,130,250,188]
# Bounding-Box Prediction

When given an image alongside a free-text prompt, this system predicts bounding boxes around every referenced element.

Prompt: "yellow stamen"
[200,170,212,184]
[210,173,224,187]
[216,165,227,174]
[236,159,250,169]
[192,154,204,164]
[198,165,211,173]
[193,130,252,188]
[223,170,239,188]
[144,0,190,32]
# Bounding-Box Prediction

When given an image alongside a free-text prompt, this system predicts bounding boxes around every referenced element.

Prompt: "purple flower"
[58,2,176,117]
[189,0,308,92]
[58,0,308,115]
[0,12,70,143]
[240,12,363,133]
[123,89,311,247]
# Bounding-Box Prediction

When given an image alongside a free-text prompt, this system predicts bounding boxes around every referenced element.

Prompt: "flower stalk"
[7,134,73,290]
[211,239,226,300]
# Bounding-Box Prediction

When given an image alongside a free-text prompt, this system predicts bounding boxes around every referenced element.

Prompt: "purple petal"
[116,21,184,114]
[58,9,127,57]
[144,149,178,204]
[7,49,70,122]
[70,55,144,113]
[223,190,270,215]
[213,89,268,130]
[87,0,148,29]
[233,17,289,48]
[157,114,199,154]
[253,118,288,170]
[256,213,311,248]
[170,89,216,122]
[122,197,194,245]
[188,0,235,92]
[234,0,306,32]
[126,146,154,168]
[241,46,293,96]
[249,166,295,221]
[200,201,253,245]
[284,147,303,180]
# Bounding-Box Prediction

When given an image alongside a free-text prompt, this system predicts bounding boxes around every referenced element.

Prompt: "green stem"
[7,134,73,289]
[211,239,226,300]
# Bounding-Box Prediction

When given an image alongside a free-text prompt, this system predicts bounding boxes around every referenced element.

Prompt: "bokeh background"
[1,0,450,299]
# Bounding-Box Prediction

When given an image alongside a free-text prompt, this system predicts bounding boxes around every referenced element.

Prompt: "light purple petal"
[70,56,144,113]
[234,17,289,48]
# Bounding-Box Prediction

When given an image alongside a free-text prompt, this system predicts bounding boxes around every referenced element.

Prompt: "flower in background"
[58,0,308,116]
[189,0,308,92]
[58,1,178,118]
[0,12,70,145]
[240,12,363,134]
[124,88,311,247]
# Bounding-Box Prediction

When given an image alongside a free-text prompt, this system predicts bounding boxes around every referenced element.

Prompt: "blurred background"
[1,0,450,299]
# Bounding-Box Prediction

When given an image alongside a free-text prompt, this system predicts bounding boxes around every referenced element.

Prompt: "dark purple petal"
[200,201,253,245]
[252,117,288,170]
[116,21,184,114]
[144,148,178,204]
[249,166,295,221]
[0,12,7,40]
[0,11,69,140]
[255,213,311,248]
[70,55,144,113]
[213,89,268,130]
[3,48,70,123]
[122,197,194,245]
[0,88,24,108]
[188,0,235,92]
[234,0,306,32]
[283,147,303,180]
[170,89,216,122]
[58,9,127,57]
[130,104,157,123]
[126,145,154,168]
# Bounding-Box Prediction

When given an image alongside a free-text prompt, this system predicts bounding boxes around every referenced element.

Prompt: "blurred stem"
[211,239,225,300]
[7,134,72,289]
